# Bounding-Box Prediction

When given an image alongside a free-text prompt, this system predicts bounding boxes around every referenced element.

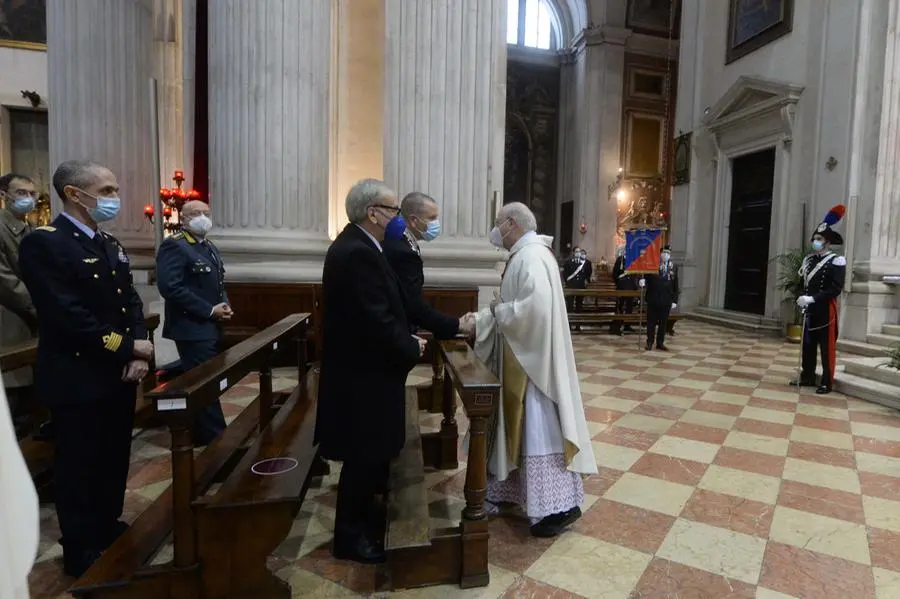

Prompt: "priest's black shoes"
[645,342,653,351]
[332,534,386,564]
[63,548,102,578]
[816,385,832,395]
[530,507,582,538]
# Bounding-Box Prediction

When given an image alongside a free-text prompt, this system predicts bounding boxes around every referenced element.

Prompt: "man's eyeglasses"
[373,204,400,215]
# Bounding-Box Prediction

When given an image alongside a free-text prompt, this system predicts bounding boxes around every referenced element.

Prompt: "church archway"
[505,0,588,50]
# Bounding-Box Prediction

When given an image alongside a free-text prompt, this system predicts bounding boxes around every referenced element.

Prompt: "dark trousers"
[647,303,671,347]
[175,338,227,445]
[802,304,838,387]
[565,294,584,313]
[611,295,635,334]
[335,460,389,540]
[53,391,136,552]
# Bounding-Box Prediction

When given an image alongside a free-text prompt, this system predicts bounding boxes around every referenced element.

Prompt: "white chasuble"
[474,232,598,481]
[0,382,39,598]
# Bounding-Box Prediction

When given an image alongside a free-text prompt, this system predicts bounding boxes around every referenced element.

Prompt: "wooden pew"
[383,339,500,590]
[564,289,684,334]
[69,313,323,599]
[0,313,160,500]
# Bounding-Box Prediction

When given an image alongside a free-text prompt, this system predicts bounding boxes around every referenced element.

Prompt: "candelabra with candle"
[144,169,203,234]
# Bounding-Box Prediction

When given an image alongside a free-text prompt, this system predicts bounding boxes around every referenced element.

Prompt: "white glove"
[796,295,815,308]
[638,278,646,288]
[671,303,677,310]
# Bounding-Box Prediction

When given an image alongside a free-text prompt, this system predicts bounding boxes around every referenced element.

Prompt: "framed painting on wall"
[726,0,793,64]
[626,0,678,37]
[673,132,691,186]
[0,0,46,51]
[624,111,665,179]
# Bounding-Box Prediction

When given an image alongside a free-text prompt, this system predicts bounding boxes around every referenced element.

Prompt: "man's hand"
[122,359,149,383]
[638,278,646,288]
[412,335,428,356]
[459,313,476,337]
[671,303,677,311]
[212,303,234,321]
[133,339,154,360]
[797,295,815,308]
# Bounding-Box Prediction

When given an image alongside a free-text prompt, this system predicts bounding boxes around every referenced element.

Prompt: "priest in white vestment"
[0,380,39,597]
[472,202,598,537]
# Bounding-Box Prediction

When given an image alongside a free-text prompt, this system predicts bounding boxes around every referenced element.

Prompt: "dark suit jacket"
[612,255,638,291]
[383,233,459,340]
[645,262,680,308]
[18,215,147,406]
[315,224,421,463]
[156,230,228,341]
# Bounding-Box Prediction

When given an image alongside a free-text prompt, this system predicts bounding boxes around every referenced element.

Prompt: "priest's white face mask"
[489,217,514,249]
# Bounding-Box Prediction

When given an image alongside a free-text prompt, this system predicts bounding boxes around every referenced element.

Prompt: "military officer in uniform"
[156,200,231,445]
[640,244,679,351]
[383,192,473,339]
[611,246,637,335]
[563,247,592,313]
[791,205,846,395]
[18,160,153,577]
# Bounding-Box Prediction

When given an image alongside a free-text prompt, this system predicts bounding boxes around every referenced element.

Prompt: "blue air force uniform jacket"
[17,215,147,406]
[156,230,228,342]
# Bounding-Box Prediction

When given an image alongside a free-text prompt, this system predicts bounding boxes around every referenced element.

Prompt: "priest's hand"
[122,359,149,383]
[796,295,815,308]
[412,335,428,357]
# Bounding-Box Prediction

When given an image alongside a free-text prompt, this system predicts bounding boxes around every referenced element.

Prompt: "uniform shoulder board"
[171,232,185,240]
[833,256,847,266]
[35,225,56,232]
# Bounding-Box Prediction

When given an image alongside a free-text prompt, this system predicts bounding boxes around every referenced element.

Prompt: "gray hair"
[345,178,395,224]
[52,160,104,202]
[501,202,537,233]
[400,192,436,219]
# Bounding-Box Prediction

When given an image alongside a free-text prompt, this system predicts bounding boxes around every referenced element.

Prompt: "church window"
[507,0,560,50]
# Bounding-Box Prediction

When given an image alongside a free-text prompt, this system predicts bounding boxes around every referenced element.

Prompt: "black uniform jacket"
[612,255,638,290]
[157,230,228,342]
[802,253,846,317]
[562,257,592,289]
[383,232,459,340]
[645,262,680,308]
[315,224,421,463]
[17,214,147,406]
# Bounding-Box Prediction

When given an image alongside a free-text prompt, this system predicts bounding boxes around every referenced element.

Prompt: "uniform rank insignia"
[102,332,123,352]
[83,258,99,264]
[117,245,129,263]
[36,225,56,232]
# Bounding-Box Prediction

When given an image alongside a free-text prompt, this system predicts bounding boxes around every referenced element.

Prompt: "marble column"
[383,0,507,297]
[207,0,333,281]
[559,26,629,265]
[47,0,156,253]
[842,0,900,338]
[152,0,185,187]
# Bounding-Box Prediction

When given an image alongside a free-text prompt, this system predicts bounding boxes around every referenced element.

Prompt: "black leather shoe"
[530,507,582,538]
[332,535,386,564]
[645,343,653,351]
[656,345,669,351]
[789,378,817,388]
[815,385,832,395]
[63,548,102,578]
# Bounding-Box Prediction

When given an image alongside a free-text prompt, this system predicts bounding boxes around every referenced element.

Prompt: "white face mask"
[489,226,504,249]
[187,214,213,236]
[661,252,671,263]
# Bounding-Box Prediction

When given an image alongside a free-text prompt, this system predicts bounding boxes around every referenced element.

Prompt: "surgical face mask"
[384,214,407,240]
[77,190,121,223]
[812,239,825,252]
[5,191,36,215]
[489,226,504,249]
[661,252,671,263]
[421,218,441,242]
[187,214,213,236]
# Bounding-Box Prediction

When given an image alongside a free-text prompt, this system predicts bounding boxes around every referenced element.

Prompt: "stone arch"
[547,0,589,47]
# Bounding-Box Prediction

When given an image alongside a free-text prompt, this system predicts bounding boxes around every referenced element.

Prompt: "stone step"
[836,339,892,358]
[687,310,781,336]
[865,333,900,349]
[692,307,781,328]
[843,356,900,387]
[882,324,900,337]
[835,366,900,411]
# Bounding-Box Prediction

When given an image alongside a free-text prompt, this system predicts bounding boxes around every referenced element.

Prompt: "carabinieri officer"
[18,160,153,578]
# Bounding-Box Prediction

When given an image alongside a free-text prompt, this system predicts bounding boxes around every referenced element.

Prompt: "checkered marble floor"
[29,321,900,598]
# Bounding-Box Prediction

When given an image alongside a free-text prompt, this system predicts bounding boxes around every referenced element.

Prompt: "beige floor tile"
[666,358,698,367]
[603,473,694,516]
[620,379,665,392]
[769,506,871,565]
[679,409,738,430]
[581,382,614,396]
[724,430,790,457]
[855,452,900,478]
[789,426,854,450]
[740,406,795,425]
[669,378,715,390]
[716,377,758,388]
[525,532,652,599]
[756,588,800,599]
[613,413,675,435]
[863,495,900,533]
[701,390,751,406]
[698,464,781,504]
[796,403,849,421]
[782,458,861,494]
[592,441,645,471]
[389,565,518,598]
[586,421,609,437]
[851,421,900,443]
[283,570,361,598]
[647,393,697,409]
[656,518,767,584]
[587,396,640,413]
[649,435,721,463]
[874,567,900,599]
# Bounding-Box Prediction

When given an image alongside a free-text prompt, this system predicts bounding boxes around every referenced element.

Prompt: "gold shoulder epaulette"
[172,232,185,239]
[35,225,56,232]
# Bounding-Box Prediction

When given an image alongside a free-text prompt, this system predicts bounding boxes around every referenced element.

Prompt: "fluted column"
[383,0,506,293]
[207,0,333,280]
[47,0,156,252]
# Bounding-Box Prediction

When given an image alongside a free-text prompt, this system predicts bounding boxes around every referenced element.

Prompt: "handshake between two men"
[409,312,478,358]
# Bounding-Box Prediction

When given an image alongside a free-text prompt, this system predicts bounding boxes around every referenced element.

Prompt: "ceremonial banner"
[625,228,663,274]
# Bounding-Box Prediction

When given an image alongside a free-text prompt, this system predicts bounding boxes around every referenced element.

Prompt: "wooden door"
[724,148,775,315]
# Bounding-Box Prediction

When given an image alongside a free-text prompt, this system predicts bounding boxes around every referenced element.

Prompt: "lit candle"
[144,204,154,216]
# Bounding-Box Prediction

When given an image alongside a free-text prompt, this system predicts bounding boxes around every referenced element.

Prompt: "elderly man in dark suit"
[383,192,474,339]
[316,178,426,564]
